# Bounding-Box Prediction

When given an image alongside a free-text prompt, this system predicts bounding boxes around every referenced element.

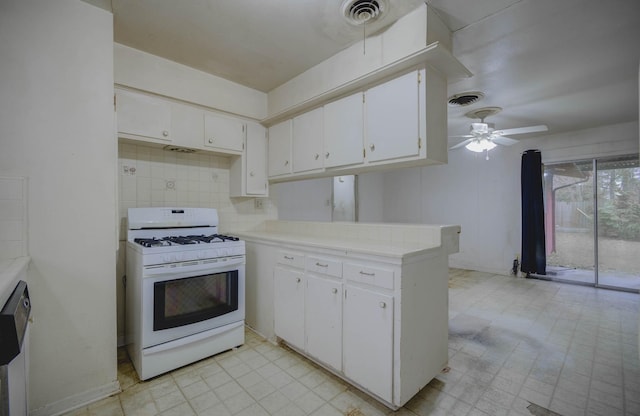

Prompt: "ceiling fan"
[449,107,548,159]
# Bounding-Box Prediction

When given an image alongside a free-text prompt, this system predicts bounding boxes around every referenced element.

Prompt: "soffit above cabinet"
[263,4,471,125]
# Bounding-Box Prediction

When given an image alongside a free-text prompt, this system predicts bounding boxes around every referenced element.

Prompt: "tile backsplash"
[118,143,277,238]
[0,177,28,260]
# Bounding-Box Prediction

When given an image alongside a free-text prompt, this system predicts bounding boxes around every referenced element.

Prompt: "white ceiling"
[106,0,640,143]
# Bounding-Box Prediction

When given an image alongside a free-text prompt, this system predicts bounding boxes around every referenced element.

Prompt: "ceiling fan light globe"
[465,139,496,153]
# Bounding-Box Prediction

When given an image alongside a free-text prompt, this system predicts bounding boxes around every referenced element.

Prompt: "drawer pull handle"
[379,302,386,308]
[315,262,328,268]
[163,130,169,137]
[296,277,301,283]
[359,271,375,276]
[314,153,319,160]
[332,288,338,294]
[284,256,294,260]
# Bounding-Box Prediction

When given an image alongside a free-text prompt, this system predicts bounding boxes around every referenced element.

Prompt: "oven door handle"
[142,320,244,356]
[143,256,245,277]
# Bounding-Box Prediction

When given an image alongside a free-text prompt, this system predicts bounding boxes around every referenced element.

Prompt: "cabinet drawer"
[344,263,394,290]
[277,251,305,269]
[306,257,342,278]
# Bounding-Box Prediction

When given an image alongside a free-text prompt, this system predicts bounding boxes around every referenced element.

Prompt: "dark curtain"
[521,150,546,275]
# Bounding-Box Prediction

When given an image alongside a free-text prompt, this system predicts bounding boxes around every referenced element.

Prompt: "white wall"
[0,1,118,414]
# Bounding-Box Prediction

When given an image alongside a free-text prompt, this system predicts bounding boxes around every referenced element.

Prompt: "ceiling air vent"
[448,91,484,107]
[341,0,388,26]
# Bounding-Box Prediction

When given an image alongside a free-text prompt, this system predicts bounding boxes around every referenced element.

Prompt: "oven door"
[141,256,245,348]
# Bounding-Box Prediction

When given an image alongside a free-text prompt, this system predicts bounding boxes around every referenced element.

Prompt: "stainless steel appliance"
[0,280,31,416]
[125,207,245,380]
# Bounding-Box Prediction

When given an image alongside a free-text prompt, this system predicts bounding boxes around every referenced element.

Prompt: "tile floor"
[65,269,640,416]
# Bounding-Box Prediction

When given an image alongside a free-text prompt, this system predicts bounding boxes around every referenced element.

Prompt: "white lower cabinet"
[305,276,342,370]
[273,266,305,350]
[343,285,393,403]
[254,239,449,410]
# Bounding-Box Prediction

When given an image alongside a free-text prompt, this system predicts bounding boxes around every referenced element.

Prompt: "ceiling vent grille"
[342,0,388,26]
[448,91,484,107]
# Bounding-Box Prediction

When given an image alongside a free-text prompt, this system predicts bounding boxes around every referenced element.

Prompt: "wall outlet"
[254,199,263,209]
[122,165,136,175]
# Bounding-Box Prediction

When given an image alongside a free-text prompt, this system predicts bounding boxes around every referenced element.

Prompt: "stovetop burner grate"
[133,234,240,248]
[133,238,170,248]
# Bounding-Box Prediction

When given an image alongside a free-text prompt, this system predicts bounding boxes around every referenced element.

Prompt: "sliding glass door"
[595,156,640,290]
[544,160,596,285]
[544,155,640,292]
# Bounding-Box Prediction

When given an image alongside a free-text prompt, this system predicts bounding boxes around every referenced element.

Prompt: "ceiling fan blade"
[448,134,474,138]
[494,125,548,136]
[492,136,518,146]
[449,138,473,150]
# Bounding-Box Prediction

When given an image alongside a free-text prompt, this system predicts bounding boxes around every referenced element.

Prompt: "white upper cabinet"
[230,121,268,197]
[265,67,448,183]
[116,89,172,143]
[245,122,268,195]
[268,120,292,177]
[292,107,324,173]
[365,71,420,163]
[170,102,203,150]
[203,112,245,153]
[323,92,364,168]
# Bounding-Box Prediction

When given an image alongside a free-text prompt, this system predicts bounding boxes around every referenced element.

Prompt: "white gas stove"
[127,207,245,263]
[125,207,245,380]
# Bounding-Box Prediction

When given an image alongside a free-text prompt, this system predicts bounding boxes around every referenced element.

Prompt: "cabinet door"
[245,122,268,195]
[204,112,245,153]
[343,285,393,403]
[365,71,420,163]
[268,120,292,177]
[306,276,342,370]
[323,92,364,168]
[273,267,305,349]
[292,108,324,173]
[116,89,171,142]
[171,102,204,150]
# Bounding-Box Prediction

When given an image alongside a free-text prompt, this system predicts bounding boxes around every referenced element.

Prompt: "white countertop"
[0,257,30,308]
[235,230,441,259]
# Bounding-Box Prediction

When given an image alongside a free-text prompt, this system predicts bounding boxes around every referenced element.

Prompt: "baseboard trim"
[30,381,121,416]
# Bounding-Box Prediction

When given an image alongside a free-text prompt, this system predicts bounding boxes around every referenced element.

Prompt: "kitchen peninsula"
[237,220,460,409]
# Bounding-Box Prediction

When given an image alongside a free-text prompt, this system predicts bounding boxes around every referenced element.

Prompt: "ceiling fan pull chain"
[363,21,366,55]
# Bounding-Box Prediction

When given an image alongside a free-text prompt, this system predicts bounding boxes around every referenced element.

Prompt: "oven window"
[153,271,239,331]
